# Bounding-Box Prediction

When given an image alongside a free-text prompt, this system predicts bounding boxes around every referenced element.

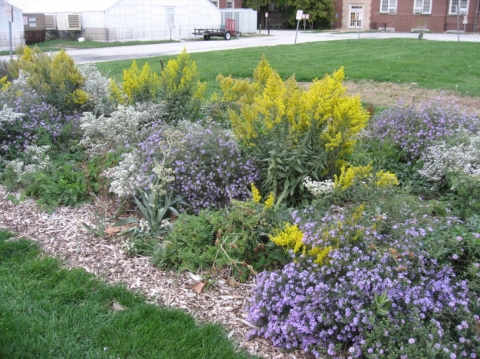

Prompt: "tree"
[272,0,335,29]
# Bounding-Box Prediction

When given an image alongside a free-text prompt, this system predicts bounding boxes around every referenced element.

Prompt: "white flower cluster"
[303,177,334,198]
[419,135,480,186]
[80,105,149,157]
[151,162,175,196]
[103,150,139,198]
[4,145,52,179]
[79,63,116,116]
[9,70,28,90]
[0,104,24,125]
[138,218,150,233]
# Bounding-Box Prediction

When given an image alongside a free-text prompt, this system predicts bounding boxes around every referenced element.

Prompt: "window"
[226,0,234,8]
[449,0,468,14]
[210,0,219,7]
[414,0,431,14]
[380,0,397,13]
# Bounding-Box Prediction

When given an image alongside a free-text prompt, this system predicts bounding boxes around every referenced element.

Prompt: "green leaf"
[114,218,139,226]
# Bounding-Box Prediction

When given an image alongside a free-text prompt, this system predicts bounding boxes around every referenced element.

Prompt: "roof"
[0,0,22,12]
[6,0,121,13]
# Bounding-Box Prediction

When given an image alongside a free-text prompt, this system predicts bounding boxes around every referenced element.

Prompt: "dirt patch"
[344,80,480,115]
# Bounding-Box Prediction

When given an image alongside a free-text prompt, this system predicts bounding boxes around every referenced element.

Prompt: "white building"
[7,0,221,42]
[0,0,25,51]
[220,9,257,34]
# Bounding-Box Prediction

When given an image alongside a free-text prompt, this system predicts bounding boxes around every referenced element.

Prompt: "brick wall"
[214,0,242,8]
[369,0,479,33]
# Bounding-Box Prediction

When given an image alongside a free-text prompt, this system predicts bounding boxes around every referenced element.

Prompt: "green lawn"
[0,230,255,359]
[94,38,480,97]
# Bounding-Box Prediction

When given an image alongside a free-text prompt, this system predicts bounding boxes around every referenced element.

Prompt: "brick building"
[210,0,242,8]
[334,0,480,33]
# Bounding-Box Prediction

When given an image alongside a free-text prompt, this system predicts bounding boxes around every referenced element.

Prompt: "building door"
[349,5,364,29]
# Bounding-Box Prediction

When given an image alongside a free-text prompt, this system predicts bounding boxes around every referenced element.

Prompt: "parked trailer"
[193,18,240,40]
[192,27,241,40]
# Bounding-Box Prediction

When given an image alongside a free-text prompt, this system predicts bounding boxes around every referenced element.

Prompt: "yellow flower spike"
[309,246,333,265]
[375,171,399,187]
[264,192,275,209]
[253,54,275,86]
[251,183,262,203]
[21,46,34,62]
[270,223,305,253]
[0,76,11,92]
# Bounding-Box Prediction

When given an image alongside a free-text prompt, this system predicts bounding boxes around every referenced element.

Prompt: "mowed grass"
[95,38,480,97]
[0,230,255,359]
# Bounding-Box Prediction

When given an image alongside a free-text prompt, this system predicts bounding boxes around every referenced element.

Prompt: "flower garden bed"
[0,46,479,358]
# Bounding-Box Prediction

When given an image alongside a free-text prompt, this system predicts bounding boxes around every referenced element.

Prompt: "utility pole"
[6,4,14,59]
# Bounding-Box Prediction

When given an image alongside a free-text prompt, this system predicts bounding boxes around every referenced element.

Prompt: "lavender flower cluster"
[135,121,183,189]
[135,120,259,212]
[247,208,476,358]
[169,121,259,212]
[369,99,480,161]
[0,91,81,158]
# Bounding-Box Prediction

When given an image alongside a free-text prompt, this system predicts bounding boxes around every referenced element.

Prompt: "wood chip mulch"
[0,185,316,359]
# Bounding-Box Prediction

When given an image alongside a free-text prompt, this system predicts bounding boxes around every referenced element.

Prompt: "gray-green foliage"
[79,63,117,116]
[80,105,150,157]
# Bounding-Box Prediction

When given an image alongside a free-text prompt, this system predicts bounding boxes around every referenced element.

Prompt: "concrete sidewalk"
[2,30,480,64]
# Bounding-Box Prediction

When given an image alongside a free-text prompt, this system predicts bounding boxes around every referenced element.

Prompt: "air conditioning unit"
[389,8,396,13]
[45,14,56,30]
[56,13,82,31]
[460,8,467,14]
[414,8,422,14]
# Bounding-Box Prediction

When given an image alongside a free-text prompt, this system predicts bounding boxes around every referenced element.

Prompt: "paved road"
[2,30,480,64]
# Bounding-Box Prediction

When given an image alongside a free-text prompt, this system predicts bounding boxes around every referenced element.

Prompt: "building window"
[449,0,468,14]
[271,3,278,11]
[226,0,234,8]
[380,0,397,13]
[210,0,219,7]
[414,0,431,14]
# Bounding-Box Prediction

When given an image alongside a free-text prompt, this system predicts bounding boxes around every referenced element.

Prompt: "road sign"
[6,4,13,22]
[296,10,303,20]
[265,12,268,18]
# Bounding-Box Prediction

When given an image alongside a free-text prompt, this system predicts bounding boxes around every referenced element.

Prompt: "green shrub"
[25,164,89,207]
[84,152,120,197]
[216,55,369,207]
[151,198,291,281]
[159,49,206,122]
[12,47,88,113]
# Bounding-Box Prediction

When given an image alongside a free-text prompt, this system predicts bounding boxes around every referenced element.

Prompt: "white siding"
[0,1,25,51]
[221,9,257,33]
[81,11,106,28]
[103,0,220,42]
[6,0,221,43]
